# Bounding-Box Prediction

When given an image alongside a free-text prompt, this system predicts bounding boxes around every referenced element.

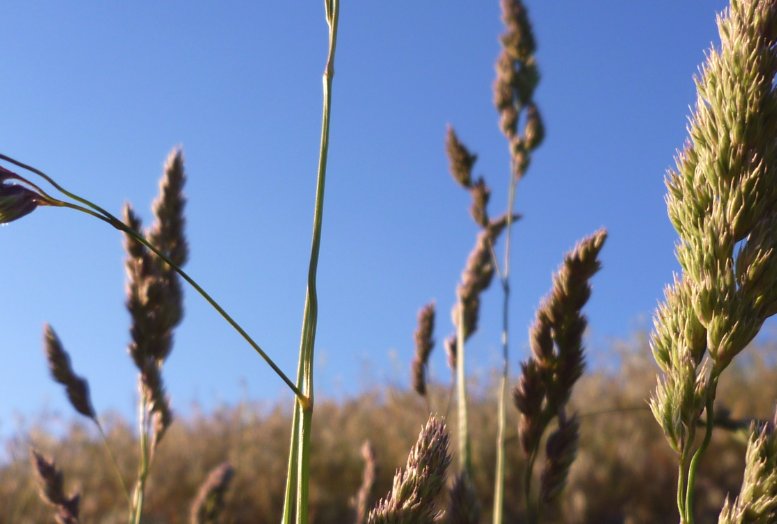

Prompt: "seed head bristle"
[29,448,80,524]
[190,462,235,524]
[445,126,477,189]
[43,325,95,420]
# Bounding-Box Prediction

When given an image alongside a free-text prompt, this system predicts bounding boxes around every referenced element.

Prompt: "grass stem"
[0,153,303,400]
[684,375,718,524]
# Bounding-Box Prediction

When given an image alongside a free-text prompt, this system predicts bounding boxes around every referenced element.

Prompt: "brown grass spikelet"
[190,462,234,524]
[353,440,378,524]
[445,474,481,524]
[367,416,451,524]
[149,147,188,268]
[514,229,606,459]
[43,324,95,420]
[445,214,520,371]
[469,178,490,228]
[412,302,436,397]
[445,335,458,371]
[524,103,544,151]
[513,359,546,455]
[445,126,476,189]
[539,413,579,504]
[140,356,173,449]
[29,448,80,524]
[499,0,536,62]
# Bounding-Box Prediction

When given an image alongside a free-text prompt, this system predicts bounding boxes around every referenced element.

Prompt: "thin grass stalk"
[684,374,719,523]
[0,154,302,400]
[281,2,339,523]
[94,422,130,505]
[456,300,471,476]
[129,395,150,524]
[281,408,300,524]
[492,157,519,524]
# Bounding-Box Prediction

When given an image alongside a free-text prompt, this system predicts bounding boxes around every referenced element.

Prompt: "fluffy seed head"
[367,416,451,524]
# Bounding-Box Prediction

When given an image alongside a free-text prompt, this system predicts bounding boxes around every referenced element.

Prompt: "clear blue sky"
[0,1,737,436]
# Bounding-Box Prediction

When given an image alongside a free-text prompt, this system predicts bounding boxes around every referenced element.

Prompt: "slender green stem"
[282,406,301,524]
[456,298,471,476]
[94,420,131,506]
[289,3,339,523]
[684,375,718,524]
[492,160,519,524]
[0,154,303,400]
[492,371,508,524]
[130,394,150,524]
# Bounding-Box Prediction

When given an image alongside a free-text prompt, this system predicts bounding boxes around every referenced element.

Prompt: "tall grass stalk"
[282,2,339,523]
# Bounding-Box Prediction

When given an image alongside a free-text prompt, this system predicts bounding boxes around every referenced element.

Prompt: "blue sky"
[0,1,736,435]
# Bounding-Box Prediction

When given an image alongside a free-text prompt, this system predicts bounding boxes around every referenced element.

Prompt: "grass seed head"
[445,126,477,189]
[367,416,451,524]
[29,449,80,524]
[190,462,235,524]
[539,413,580,504]
[43,324,95,420]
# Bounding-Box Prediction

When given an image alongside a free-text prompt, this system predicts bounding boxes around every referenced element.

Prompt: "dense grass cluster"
[3,336,776,524]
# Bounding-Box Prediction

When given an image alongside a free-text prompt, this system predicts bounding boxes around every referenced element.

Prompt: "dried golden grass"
[2,335,776,524]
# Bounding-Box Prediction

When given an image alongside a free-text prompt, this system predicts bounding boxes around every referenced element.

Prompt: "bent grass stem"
[0,153,303,401]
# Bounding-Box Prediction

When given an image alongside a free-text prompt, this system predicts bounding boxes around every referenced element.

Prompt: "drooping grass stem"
[0,153,303,400]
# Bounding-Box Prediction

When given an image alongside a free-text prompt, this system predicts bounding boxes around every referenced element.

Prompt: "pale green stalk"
[95,421,131,506]
[0,154,302,400]
[492,159,518,524]
[129,395,150,524]
[684,375,719,524]
[281,2,339,523]
[456,300,471,476]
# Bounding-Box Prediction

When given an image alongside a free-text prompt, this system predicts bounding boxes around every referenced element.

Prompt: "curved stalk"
[94,421,131,506]
[684,375,719,524]
[0,154,302,399]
